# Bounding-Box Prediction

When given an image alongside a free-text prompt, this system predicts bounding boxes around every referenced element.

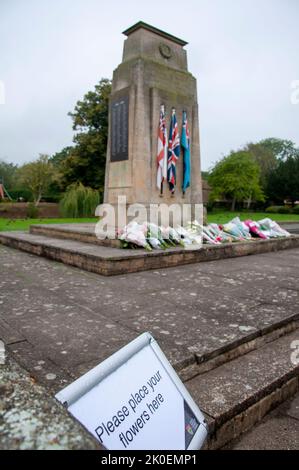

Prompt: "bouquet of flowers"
[118,221,152,250]
[208,224,235,243]
[203,225,221,244]
[118,216,291,250]
[175,226,195,247]
[185,221,203,245]
[231,217,252,240]
[146,223,171,249]
[244,220,268,239]
[222,222,245,240]
[258,218,291,238]
[163,226,186,246]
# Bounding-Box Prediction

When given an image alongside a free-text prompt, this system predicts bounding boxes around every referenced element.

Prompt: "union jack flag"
[156,105,168,191]
[167,108,180,193]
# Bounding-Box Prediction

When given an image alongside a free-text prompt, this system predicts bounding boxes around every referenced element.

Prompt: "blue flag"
[181,111,191,193]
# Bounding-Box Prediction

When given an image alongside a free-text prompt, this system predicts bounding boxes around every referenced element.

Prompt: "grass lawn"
[0,218,98,232]
[0,212,298,232]
[207,210,299,224]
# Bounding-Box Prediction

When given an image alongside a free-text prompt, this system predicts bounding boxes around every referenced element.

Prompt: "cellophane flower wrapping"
[118,218,291,249]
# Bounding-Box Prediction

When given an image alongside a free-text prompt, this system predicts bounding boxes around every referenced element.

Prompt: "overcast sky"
[0,0,298,171]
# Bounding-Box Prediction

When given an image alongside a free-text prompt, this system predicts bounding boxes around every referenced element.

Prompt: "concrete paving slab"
[229,416,299,450]
[6,340,73,391]
[1,244,299,449]
[227,392,299,450]
[286,394,299,420]
[1,244,298,381]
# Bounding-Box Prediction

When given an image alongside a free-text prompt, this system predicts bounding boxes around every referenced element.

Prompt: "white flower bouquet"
[118,221,152,251]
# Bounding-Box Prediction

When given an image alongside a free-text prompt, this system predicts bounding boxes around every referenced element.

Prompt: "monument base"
[0,223,298,276]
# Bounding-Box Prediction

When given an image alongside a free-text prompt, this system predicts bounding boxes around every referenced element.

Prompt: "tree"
[258,138,298,160]
[242,138,299,203]
[17,154,55,205]
[244,142,278,189]
[208,151,264,211]
[59,79,111,194]
[50,146,73,168]
[0,159,18,190]
[266,154,299,206]
[201,171,210,180]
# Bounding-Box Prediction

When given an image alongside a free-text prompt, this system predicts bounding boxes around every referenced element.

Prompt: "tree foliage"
[266,154,299,205]
[17,154,55,205]
[208,151,264,210]
[258,138,298,160]
[58,79,111,194]
[0,159,18,190]
[244,142,278,189]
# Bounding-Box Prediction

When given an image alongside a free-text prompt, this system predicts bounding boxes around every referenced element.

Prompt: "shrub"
[206,202,214,213]
[9,189,32,202]
[27,202,39,218]
[59,182,100,218]
[265,205,291,214]
[41,195,61,203]
[293,205,299,214]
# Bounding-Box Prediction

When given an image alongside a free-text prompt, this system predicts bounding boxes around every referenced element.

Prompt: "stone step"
[32,221,299,242]
[1,230,299,277]
[30,223,121,247]
[185,329,299,449]
[7,320,298,450]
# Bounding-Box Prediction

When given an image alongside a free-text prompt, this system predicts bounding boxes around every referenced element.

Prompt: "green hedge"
[265,205,292,214]
[7,189,33,202]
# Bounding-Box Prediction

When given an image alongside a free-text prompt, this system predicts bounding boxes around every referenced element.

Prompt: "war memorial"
[0,23,299,451]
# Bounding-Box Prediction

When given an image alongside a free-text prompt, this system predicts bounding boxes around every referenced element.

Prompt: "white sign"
[55,333,208,450]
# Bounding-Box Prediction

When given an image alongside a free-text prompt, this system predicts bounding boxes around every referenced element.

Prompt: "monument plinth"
[104,22,203,224]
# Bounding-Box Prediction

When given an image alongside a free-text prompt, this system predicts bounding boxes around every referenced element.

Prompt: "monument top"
[123,21,188,47]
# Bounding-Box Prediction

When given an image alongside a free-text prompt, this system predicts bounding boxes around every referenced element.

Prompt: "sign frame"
[55,332,208,450]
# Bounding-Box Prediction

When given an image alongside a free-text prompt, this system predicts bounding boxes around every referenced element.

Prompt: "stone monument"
[104,21,203,226]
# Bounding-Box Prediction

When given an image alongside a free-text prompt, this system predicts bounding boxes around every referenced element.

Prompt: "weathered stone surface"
[286,393,299,420]
[1,229,299,276]
[6,340,72,391]
[30,223,121,247]
[226,392,299,450]
[0,356,101,449]
[1,244,299,449]
[1,243,299,384]
[0,318,25,345]
[104,22,202,225]
[185,330,299,427]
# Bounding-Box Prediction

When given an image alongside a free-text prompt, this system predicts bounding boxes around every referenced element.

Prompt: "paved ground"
[0,244,299,449]
[281,223,299,234]
[227,392,299,450]
[0,244,299,389]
